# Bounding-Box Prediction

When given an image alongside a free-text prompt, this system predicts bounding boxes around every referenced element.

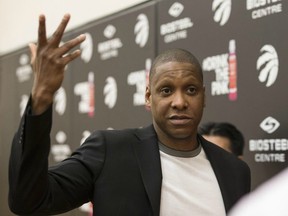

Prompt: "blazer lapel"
[133,125,162,216]
[199,135,234,212]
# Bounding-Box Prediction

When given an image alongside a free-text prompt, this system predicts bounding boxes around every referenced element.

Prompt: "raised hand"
[30,14,86,114]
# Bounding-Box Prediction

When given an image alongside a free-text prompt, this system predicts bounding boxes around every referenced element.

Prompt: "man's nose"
[171,92,188,110]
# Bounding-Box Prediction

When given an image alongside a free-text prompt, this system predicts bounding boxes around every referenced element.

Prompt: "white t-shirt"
[159,142,226,216]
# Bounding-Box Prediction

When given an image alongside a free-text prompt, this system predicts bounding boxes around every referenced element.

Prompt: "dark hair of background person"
[198,122,245,157]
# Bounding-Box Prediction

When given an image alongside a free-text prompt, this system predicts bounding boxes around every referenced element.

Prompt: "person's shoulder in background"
[228,167,288,216]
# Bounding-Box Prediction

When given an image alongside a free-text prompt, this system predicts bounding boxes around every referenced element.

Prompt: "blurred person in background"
[198,122,245,159]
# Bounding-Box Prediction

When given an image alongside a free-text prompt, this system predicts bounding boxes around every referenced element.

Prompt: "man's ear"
[145,86,151,110]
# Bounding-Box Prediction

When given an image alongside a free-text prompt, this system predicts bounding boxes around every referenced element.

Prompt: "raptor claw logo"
[134,14,149,48]
[257,45,279,87]
[80,33,93,63]
[103,76,117,109]
[212,0,231,26]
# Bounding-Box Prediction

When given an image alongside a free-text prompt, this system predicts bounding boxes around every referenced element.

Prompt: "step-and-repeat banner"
[1,0,287,215]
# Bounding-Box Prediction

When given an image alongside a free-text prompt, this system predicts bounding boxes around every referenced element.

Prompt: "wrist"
[31,88,54,115]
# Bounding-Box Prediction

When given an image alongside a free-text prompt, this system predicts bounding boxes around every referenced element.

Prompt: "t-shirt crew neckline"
[158,140,201,158]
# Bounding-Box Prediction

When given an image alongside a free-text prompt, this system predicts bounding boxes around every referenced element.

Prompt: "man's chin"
[169,131,193,140]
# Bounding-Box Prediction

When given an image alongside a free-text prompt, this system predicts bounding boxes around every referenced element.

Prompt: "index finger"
[38,14,47,47]
[50,13,71,47]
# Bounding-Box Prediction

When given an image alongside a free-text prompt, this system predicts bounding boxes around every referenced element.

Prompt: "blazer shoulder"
[199,135,250,171]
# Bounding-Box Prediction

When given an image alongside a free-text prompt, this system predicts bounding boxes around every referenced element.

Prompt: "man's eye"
[161,87,172,95]
[187,86,197,94]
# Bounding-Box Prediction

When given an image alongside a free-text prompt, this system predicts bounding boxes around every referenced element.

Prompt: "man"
[9,14,250,216]
[198,122,245,159]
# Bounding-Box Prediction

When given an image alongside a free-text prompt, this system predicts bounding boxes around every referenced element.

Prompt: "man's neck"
[158,136,199,151]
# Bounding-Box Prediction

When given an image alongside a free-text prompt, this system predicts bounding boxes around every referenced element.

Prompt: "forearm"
[8,101,87,215]
[9,98,52,214]
[8,98,101,215]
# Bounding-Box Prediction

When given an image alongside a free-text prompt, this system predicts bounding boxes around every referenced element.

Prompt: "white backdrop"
[0,0,148,55]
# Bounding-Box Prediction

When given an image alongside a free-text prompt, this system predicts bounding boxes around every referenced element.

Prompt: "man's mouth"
[169,115,192,125]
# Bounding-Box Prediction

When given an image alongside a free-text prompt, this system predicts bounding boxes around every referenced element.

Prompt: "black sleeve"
[8,98,105,215]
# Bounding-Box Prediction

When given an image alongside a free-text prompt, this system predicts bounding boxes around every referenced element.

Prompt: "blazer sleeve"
[8,98,105,215]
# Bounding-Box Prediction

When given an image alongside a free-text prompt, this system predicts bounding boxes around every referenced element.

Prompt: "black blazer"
[9,104,251,216]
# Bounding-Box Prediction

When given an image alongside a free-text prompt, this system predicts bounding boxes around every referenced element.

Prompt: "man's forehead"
[155,61,196,71]
[154,61,201,79]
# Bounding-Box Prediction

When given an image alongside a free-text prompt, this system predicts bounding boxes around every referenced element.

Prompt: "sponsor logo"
[74,81,89,114]
[228,39,237,101]
[98,25,122,60]
[80,33,93,63]
[127,58,151,106]
[51,131,71,162]
[249,116,286,163]
[212,0,232,26]
[16,54,32,82]
[103,76,117,109]
[54,87,66,115]
[88,72,95,117]
[134,13,149,48]
[74,72,95,116]
[104,25,116,38]
[202,40,238,100]
[168,2,184,17]
[249,138,287,162]
[260,116,280,134]
[203,53,229,96]
[160,2,193,43]
[246,0,283,19]
[257,44,278,87]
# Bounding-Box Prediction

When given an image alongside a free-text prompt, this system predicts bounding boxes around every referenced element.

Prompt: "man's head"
[149,48,203,86]
[145,48,205,149]
[198,122,245,158]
